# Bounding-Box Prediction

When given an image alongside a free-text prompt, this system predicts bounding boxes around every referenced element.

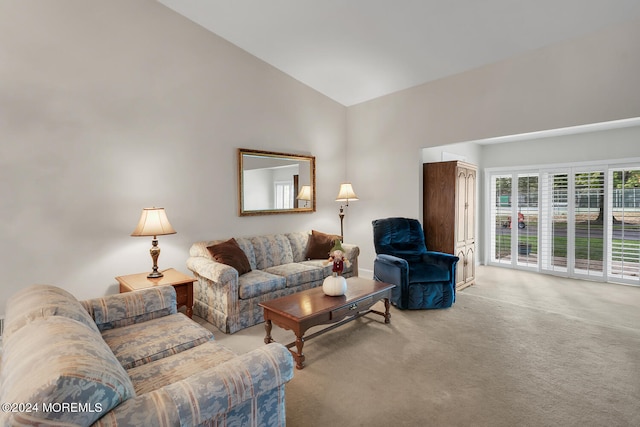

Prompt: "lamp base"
[147,238,163,278]
[147,270,164,279]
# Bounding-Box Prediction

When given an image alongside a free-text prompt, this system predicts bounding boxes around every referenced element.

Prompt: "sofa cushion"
[305,229,342,260]
[300,259,333,276]
[265,263,325,288]
[3,284,100,339]
[0,316,135,426]
[234,237,258,270]
[238,270,287,299]
[127,341,237,395]
[250,234,294,270]
[207,238,252,275]
[286,231,310,262]
[101,313,214,369]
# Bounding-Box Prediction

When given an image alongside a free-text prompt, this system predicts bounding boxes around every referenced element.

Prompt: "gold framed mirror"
[238,148,316,216]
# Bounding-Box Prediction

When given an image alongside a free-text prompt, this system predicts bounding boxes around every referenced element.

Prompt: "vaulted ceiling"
[158,0,640,106]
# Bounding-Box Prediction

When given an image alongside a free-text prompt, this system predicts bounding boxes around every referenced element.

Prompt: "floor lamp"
[336,183,358,242]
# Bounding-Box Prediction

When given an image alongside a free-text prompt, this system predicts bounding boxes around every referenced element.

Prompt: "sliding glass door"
[489,172,539,269]
[573,170,605,278]
[488,163,640,286]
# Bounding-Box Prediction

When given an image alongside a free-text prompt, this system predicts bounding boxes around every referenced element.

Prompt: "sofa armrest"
[92,343,294,426]
[186,256,240,305]
[186,256,238,284]
[341,243,360,275]
[81,285,177,331]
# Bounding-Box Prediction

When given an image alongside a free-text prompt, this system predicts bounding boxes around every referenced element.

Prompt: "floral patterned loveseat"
[0,284,294,426]
[187,231,360,334]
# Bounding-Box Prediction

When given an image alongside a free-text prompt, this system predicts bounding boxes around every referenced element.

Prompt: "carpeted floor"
[198,266,640,427]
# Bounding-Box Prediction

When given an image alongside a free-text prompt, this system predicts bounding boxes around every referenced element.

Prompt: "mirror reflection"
[238,148,315,216]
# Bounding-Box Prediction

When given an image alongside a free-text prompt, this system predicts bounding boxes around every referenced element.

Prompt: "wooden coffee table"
[259,277,395,369]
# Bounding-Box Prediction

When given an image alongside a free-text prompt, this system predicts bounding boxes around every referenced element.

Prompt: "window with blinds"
[540,172,569,273]
[608,168,640,281]
[488,162,640,286]
[517,174,538,267]
[574,171,605,278]
[490,175,512,264]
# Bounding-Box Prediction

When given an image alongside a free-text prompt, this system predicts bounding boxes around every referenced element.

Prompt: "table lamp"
[131,207,176,278]
[296,185,312,207]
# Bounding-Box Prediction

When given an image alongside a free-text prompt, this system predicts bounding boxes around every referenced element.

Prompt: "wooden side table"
[116,268,195,318]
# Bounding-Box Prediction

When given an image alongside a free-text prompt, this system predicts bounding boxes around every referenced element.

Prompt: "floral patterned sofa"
[187,231,360,334]
[0,284,294,426]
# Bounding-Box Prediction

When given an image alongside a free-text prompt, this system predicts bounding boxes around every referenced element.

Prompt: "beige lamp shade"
[335,183,359,202]
[131,207,176,237]
[296,185,312,201]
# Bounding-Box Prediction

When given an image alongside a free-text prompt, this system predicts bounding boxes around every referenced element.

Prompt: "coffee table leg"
[384,298,391,324]
[264,319,274,344]
[292,335,305,369]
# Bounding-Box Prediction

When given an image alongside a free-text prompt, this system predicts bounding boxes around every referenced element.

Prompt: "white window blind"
[573,170,605,278]
[608,168,640,281]
[490,175,512,264]
[540,172,569,273]
[516,174,539,268]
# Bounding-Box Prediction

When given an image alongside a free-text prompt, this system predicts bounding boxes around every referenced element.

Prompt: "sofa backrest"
[250,234,294,270]
[190,233,311,270]
[0,285,136,426]
[3,283,101,340]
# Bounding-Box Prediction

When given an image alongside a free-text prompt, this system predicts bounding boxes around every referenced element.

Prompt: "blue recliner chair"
[372,217,459,309]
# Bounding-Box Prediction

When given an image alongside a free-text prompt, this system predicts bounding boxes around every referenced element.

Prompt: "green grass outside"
[495,234,639,261]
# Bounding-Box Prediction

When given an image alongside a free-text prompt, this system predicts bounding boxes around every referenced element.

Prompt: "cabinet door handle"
[349,303,358,310]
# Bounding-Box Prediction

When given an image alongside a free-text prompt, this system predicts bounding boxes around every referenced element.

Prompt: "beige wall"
[347,17,640,273]
[2,2,640,313]
[0,0,347,311]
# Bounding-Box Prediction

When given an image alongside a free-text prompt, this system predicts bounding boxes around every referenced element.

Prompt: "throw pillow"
[207,238,252,275]
[305,230,342,260]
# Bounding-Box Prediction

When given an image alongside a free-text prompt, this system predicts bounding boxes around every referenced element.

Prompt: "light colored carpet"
[197,266,640,427]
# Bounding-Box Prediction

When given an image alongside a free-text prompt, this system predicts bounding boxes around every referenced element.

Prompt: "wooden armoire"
[423,161,477,290]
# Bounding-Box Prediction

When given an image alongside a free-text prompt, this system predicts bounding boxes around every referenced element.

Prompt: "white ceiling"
[158,0,640,106]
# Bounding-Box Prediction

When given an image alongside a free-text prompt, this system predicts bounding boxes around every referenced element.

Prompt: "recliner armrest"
[373,254,409,285]
[374,253,408,269]
[423,251,459,268]
[373,254,409,308]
